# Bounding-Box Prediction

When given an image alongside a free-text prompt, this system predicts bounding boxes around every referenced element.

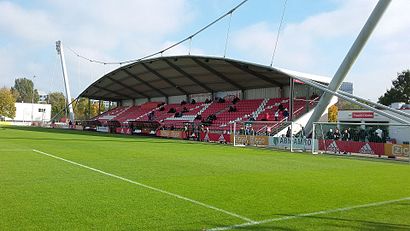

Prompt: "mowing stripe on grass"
[32,149,254,223]
[0,149,32,152]
[208,197,410,230]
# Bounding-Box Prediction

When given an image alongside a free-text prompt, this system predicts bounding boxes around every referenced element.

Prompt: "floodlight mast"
[305,0,392,134]
[56,40,75,122]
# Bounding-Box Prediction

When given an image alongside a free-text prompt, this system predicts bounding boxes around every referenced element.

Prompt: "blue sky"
[0,0,409,101]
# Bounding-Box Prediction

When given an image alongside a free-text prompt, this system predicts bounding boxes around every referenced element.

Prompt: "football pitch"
[1,126,409,230]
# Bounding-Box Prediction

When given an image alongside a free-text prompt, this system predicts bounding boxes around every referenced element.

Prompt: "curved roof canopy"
[80,55,330,101]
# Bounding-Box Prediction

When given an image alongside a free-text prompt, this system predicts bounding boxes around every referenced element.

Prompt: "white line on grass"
[32,149,254,223]
[208,196,410,230]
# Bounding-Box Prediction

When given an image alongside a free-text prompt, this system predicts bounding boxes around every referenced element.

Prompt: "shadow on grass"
[236,220,410,231]
[3,126,148,139]
[207,201,410,230]
[208,214,410,231]
[3,126,409,164]
[1,126,219,147]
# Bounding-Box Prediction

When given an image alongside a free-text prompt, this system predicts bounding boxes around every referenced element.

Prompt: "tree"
[11,78,39,103]
[328,104,338,122]
[335,99,363,110]
[0,87,16,118]
[378,70,410,105]
[48,92,66,121]
[93,100,106,118]
[335,98,374,110]
[10,88,20,102]
[74,98,89,121]
[73,98,106,120]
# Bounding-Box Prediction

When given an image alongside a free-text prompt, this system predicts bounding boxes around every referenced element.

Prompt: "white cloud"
[0,1,60,43]
[0,48,16,88]
[231,21,320,71]
[48,0,194,53]
[1,0,408,103]
[0,0,194,95]
[160,41,205,57]
[285,0,373,39]
[231,22,275,61]
[231,0,410,101]
[345,0,410,101]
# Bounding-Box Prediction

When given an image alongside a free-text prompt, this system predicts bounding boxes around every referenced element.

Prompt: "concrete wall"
[134,98,148,105]
[151,97,166,103]
[338,109,410,144]
[214,90,241,99]
[127,85,316,106]
[244,87,280,99]
[12,103,51,122]
[169,95,187,104]
[190,93,212,103]
[338,110,389,123]
[122,99,134,106]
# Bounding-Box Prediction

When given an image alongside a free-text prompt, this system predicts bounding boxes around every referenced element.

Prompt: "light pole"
[56,41,75,122]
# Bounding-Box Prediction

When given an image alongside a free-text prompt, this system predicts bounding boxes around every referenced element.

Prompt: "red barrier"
[352,111,374,118]
[200,132,231,143]
[115,127,132,135]
[318,140,385,155]
[158,130,186,139]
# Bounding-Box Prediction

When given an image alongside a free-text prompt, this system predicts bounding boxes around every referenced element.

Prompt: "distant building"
[90,100,115,111]
[38,90,48,103]
[5,103,52,122]
[338,109,410,144]
[401,104,410,110]
[103,101,111,109]
[390,102,405,110]
[340,82,353,94]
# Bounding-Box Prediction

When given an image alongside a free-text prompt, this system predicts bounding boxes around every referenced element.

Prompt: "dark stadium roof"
[79,55,329,101]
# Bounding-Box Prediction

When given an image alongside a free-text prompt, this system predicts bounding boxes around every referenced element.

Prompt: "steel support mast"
[56,40,75,122]
[305,0,392,134]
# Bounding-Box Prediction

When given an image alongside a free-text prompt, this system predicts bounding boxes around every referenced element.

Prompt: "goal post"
[312,121,410,161]
[232,120,313,152]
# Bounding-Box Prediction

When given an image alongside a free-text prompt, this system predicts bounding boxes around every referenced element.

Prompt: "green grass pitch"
[1,126,409,230]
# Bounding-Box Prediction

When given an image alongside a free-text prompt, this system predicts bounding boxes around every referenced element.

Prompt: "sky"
[0,0,409,102]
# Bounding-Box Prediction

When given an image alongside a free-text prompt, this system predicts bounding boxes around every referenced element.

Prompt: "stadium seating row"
[91,96,318,132]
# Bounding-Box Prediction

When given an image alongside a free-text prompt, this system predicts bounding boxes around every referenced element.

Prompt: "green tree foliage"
[335,99,364,110]
[328,104,338,122]
[74,98,89,121]
[378,70,410,105]
[96,101,106,117]
[48,92,66,121]
[74,98,106,121]
[0,87,16,118]
[10,88,20,101]
[11,78,39,103]
[334,98,376,110]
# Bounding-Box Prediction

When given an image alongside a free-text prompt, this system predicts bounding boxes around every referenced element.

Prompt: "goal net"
[232,120,314,152]
[312,122,410,161]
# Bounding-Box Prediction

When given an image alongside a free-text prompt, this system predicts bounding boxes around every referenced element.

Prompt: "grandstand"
[80,55,331,136]
[3,1,410,230]
[40,0,407,169]
[76,55,409,158]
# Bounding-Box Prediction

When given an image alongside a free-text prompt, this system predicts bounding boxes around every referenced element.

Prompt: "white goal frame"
[232,120,309,152]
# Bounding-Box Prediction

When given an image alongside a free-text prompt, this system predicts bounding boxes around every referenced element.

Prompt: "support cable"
[224,13,233,58]
[288,75,410,124]
[67,0,248,65]
[301,77,410,119]
[50,96,80,122]
[270,0,288,67]
[188,37,192,55]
